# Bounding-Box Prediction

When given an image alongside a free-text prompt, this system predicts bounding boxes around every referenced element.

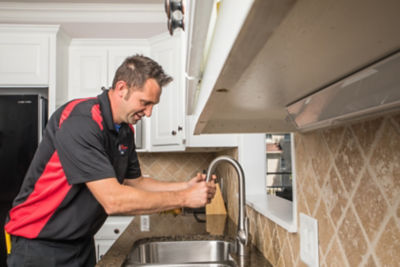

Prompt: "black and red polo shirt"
[5,90,141,241]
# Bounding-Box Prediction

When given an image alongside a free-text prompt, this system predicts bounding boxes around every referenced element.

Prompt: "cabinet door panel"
[150,35,184,149]
[69,49,107,100]
[0,35,49,85]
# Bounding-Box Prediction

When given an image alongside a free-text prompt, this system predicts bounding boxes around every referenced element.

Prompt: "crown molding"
[0,2,165,24]
[69,38,150,47]
[0,23,61,33]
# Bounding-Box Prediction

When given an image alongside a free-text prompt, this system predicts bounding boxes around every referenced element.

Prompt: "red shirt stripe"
[5,151,71,238]
[59,97,95,128]
[6,97,101,238]
[129,124,135,134]
[91,104,104,130]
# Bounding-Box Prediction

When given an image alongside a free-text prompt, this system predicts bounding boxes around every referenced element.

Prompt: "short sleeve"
[55,116,116,185]
[125,146,142,179]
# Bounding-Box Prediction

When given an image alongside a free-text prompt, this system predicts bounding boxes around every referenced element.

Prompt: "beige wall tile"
[369,120,400,206]
[302,171,321,216]
[365,256,377,267]
[322,126,345,156]
[375,218,400,266]
[294,133,310,188]
[304,132,332,187]
[315,200,334,255]
[271,224,281,266]
[297,187,310,217]
[138,152,215,182]
[324,237,348,267]
[280,238,293,267]
[353,170,388,242]
[334,128,365,195]
[351,117,383,155]
[337,207,368,266]
[322,167,349,226]
[397,203,400,219]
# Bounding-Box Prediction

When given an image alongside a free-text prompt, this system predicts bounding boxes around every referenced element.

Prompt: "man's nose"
[144,105,153,117]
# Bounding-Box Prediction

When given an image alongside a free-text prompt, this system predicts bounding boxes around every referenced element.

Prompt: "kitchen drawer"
[95,216,134,240]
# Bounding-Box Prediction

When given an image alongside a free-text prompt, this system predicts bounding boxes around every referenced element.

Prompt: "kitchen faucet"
[206,156,248,256]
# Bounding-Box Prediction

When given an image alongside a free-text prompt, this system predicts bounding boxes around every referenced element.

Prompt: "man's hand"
[187,172,217,186]
[185,172,217,206]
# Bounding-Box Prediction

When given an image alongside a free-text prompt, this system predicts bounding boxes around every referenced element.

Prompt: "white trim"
[247,194,296,233]
[238,134,266,196]
[239,133,298,233]
[0,2,164,24]
[148,31,176,45]
[70,38,150,47]
[0,24,60,34]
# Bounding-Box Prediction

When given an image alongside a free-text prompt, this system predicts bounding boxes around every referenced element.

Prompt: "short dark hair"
[112,54,173,90]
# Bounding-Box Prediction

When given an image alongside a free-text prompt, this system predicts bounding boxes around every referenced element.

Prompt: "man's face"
[120,78,161,124]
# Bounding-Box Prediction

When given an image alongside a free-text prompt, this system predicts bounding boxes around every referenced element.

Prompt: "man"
[5,55,216,266]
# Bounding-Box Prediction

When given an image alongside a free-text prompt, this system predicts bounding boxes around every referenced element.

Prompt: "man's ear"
[114,81,127,98]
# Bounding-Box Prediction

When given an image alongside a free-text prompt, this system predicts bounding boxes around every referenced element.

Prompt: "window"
[239,133,297,232]
[265,133,293,201]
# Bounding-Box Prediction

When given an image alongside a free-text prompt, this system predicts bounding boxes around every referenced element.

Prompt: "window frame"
[239,133,298,233]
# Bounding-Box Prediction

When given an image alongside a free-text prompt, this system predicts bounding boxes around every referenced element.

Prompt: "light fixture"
[165,0,185,35]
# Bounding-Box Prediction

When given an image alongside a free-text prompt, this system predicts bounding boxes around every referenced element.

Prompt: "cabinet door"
[69,48,108,100]
[150,34,185,150]
[0,34,49,85]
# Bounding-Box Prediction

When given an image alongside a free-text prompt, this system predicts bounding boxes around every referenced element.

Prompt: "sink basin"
[123,239,238,267]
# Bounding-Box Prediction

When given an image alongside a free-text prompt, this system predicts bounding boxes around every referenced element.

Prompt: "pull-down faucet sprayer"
[206,156,248,256]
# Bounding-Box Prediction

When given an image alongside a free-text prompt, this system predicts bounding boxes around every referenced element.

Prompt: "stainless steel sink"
[123,239,237,267]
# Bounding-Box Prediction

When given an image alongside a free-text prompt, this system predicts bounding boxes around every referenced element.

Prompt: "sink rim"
[123,237,238,267]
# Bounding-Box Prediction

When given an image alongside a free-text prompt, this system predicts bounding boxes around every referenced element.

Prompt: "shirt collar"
[98,90,116,132]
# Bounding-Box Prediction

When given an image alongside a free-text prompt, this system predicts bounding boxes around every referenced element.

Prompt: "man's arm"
[123,176,188,191]
[86,177,214,215]
[123,172,213,192]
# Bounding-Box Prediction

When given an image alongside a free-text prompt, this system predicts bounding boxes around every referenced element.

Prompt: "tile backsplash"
[222,112,400,266]
[137,152,215,182]
[137,111,400,266]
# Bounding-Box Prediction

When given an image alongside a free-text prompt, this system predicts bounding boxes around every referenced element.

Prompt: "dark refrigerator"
[0,93,47,266]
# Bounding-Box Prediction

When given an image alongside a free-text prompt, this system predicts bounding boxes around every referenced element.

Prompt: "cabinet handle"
[171,130,177,136]
[114,228,120,234]
[178,126,183,131]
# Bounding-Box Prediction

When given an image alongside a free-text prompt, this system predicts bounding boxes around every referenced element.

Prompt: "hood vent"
[287,51,400,132]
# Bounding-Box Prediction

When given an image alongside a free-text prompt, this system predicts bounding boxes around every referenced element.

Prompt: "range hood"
[287,51,400,132]
[191,0,400,134]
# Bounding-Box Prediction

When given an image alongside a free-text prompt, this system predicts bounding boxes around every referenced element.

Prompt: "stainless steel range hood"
[286,51,400,132]
[191,0,400,135]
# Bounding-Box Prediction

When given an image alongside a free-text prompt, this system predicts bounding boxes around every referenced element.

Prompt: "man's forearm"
[87,177,211,215]
[124,176,188,192]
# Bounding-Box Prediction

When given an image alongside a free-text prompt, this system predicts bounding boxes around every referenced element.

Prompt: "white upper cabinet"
[0,24,69,115]
[69,48,108,99]
[149,32,185,151]
[0,34,49,86]
[68,40,150,100]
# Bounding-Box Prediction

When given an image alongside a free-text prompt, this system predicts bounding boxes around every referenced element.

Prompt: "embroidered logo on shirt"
[118,144,128,155]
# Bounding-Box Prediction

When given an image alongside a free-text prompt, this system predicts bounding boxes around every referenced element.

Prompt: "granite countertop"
[96,213,272,267]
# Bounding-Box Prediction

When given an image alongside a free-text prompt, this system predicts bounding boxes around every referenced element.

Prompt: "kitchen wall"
[221,111,400,266]
[137,152,216,182]
[137,111,399,266]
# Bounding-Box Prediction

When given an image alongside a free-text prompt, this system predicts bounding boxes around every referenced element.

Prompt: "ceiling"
[0,0,168,38]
